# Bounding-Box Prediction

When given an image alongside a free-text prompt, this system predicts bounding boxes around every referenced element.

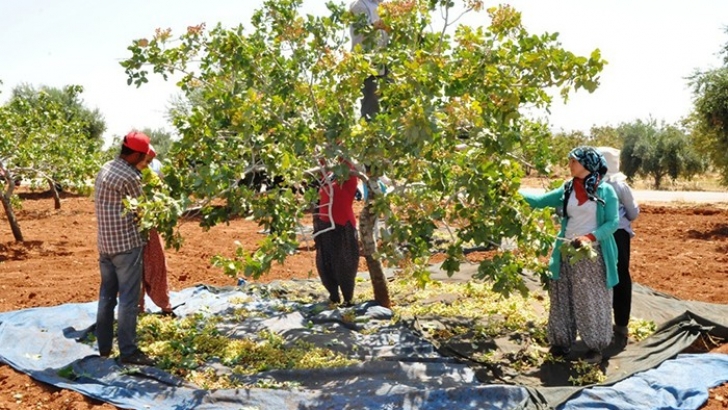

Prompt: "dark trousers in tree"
[313,218,360,304]
[361,75,380,121]
[612,229,632,328]
[360,67,388,121]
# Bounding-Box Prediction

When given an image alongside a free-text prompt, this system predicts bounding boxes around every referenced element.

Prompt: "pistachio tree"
[11,84,107,141]
[0,84,105,241]
[121,0,604,307]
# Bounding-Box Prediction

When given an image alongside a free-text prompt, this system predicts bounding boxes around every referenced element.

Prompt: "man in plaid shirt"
[94,131,156,366]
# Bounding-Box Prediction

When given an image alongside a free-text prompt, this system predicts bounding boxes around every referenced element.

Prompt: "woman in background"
[598,146,639,349]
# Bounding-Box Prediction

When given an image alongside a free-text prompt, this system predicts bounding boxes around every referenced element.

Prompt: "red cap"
[123,131,152,155]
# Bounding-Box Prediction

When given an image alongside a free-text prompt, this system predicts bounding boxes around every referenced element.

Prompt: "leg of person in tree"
[143,229,174,316]
[138,281,146,314]
[97,255,119,357]
[314,218,341,304]
[612,228,632,348]
[336,222,360,306]
[96,247,145,359]
[361,75,380,121]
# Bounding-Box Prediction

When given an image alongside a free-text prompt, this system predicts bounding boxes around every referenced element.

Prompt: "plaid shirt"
[95,157,146,255]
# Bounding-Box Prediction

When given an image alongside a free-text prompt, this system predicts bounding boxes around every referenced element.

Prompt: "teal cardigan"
[521,183,620,288]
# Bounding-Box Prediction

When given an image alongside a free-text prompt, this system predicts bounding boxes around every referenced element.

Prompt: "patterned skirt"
[548,244,613,351]
[139,229,172,312]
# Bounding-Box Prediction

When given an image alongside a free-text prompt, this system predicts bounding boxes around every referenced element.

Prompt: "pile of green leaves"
[559,240,598,265]
[136,313,358,389]
[65,276,656,390]
[129,279,542,387]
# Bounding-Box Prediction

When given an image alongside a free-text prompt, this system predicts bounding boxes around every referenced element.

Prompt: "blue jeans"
[96,246,143,356]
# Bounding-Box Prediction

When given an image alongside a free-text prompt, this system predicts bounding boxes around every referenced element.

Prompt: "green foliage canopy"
[11,83,107,141]
[121,0,605,295]
[690,64,728,184]
[0,84,105,188]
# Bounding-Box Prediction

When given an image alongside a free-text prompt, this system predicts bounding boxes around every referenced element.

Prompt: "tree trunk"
[1,190,24,242]
[654,173,663,190]
[48,180,61,210]
[358,188,391,308]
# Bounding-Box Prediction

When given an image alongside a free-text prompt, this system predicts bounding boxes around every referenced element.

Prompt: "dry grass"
[630,173,728,192]
[522,172,728,192]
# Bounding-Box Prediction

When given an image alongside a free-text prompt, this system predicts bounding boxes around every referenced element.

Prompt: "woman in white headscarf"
[597,147,640,349]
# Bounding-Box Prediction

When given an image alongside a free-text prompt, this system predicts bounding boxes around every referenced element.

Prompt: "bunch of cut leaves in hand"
[123,168,186,250]
[560,238,598,265]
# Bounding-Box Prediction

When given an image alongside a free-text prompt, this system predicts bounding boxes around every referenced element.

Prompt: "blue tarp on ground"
[1,284,727,409]
[560,354,728,410]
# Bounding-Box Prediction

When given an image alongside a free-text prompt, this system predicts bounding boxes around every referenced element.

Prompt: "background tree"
[139,127,175,158]
[620,119,704,189]
[690,54,728,184]
[11,84,107,141]
[544,130,588,173]
[588,124,622,148]
[121,0,605,307]
[536,125,621,178]
[0,84,106,241]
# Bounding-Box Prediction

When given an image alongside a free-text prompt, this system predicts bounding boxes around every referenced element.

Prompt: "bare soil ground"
[1,189,726,409]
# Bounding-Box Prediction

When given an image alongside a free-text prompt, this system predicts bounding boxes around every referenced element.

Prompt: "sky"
[1,0,727,145]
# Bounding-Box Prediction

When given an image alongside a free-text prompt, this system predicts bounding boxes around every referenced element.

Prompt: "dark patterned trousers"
[313,218,360,304]
[548,245,613,352]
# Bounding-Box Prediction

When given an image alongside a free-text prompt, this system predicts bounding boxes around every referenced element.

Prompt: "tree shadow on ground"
[0,240,44,262]
[686,224,728,240]
[17,190,86,201]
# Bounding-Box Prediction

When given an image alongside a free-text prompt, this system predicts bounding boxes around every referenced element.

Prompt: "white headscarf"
[597,146,627,182]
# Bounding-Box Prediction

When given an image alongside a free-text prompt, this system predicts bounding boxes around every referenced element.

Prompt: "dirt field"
[1,189,726,409]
